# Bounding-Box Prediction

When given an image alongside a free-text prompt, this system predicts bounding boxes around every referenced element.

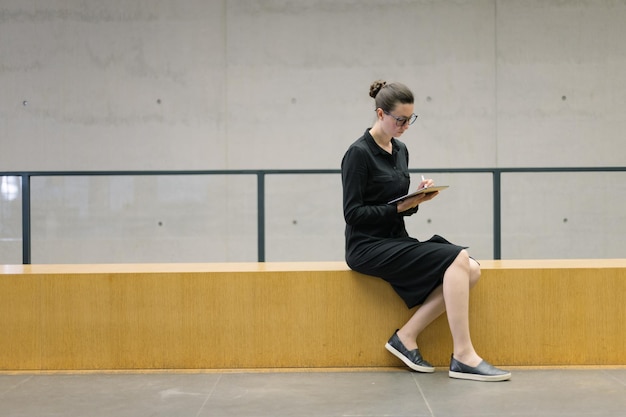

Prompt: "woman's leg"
[396,286,445,350]
[397,252,480,352]
[392,253,509,380]
[442,250,482,366]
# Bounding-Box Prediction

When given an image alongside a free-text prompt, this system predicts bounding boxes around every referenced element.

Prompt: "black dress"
[341,129,465,309]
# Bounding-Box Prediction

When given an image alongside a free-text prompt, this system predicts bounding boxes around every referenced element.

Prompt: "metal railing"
[2,167,625,264]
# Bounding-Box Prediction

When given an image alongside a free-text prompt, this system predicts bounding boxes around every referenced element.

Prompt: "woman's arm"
[341,146,398,225]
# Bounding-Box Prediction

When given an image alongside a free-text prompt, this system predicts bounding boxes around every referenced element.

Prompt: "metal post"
[493,170,502,260]
[257,172,265,262]
[21,174,32,264]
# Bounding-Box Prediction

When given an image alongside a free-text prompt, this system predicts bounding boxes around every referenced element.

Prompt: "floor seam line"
[412,374,435,417]
[194,373,222,417]
[601,369,626,387]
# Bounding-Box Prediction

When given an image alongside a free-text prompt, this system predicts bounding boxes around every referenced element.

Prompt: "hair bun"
[369,80,387,98]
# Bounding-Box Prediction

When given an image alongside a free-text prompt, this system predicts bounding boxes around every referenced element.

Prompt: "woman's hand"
[418,177,434,190]
[396,178,439,213]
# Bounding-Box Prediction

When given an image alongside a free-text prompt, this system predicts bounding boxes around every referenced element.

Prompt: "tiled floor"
[0,368,624,417]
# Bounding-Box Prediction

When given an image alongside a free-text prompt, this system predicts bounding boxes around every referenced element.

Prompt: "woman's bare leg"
[442,250,481,366]
[396,286,445,350]
[396,253,481,363]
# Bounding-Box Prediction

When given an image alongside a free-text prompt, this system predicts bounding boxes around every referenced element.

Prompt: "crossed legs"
[396,250,483,367]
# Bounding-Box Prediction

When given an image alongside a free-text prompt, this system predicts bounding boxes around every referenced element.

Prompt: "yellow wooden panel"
[0,275,42,370]
[469,267,626,366]
[36,270,411,369]
[1,260,624,370]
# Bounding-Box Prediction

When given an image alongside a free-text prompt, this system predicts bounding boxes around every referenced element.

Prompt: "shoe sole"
[384,343,435,373]
[449,370,511,382]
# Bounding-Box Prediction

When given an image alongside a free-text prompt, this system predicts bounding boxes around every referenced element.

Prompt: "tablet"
[387,185,449,204]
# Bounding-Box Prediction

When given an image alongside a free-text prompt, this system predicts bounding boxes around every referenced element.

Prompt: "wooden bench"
[1,260,624,371]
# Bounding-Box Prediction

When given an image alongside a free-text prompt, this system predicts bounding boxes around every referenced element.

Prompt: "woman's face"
[380,102,415,137]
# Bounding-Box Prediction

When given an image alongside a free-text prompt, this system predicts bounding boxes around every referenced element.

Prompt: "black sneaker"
[449,355,511,381]
[384,330,435,373]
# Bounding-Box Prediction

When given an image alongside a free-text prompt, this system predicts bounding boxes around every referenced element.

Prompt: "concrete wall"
[1,1,625,263]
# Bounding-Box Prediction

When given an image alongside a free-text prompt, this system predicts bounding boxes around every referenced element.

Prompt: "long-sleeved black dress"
[341,129,465,309]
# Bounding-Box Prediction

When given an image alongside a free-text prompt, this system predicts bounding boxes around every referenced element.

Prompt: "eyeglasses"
[382,110,418,127]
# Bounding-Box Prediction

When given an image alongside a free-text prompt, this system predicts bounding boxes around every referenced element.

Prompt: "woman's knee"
[469,258,481,287]
[453,250,481,287]
[454,249,470,267]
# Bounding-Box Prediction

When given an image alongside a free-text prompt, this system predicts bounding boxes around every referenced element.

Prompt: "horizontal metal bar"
[2,167,625,177]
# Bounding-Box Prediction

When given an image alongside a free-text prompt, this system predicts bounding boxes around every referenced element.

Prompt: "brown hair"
[369,80,414,112]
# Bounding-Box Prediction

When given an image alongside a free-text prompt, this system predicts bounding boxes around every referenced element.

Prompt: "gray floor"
[1,368,625,417]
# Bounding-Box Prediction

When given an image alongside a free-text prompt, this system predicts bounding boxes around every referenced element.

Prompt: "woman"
[341,80,510,382]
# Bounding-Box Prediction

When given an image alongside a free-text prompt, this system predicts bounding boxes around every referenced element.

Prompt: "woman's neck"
[369,125,393,152]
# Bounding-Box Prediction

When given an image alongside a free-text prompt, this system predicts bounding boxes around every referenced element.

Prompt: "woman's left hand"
[396,178,439,212]
[397,191,439,212]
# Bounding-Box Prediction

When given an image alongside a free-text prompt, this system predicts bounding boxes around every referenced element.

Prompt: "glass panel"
[404,173,494,260]
[0,176,23,264]
[265,174,344,262]
[18,170,626,264]
[501,172,626,259]
[30,175,257,263]
[265,172,494,261]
